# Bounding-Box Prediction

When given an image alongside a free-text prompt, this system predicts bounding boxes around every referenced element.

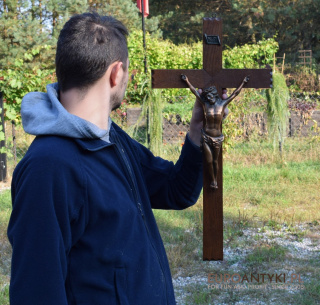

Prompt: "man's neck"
[60,80,111,130]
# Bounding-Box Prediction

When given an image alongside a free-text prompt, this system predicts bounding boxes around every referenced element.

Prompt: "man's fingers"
[222,88,229,120]
[223,107,229,119]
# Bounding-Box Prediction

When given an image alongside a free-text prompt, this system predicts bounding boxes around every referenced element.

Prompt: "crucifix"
[151,16,272,261]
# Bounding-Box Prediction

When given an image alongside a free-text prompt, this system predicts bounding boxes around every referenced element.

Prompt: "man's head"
[56,12,129,93]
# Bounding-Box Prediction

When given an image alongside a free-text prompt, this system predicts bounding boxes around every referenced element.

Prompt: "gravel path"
[172,223,320,304]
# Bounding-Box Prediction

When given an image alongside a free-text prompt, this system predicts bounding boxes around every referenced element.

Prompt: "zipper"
[112,130,168,304]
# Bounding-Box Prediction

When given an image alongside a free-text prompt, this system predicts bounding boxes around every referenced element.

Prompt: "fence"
[0,92,6,181]
[1,91,320,181]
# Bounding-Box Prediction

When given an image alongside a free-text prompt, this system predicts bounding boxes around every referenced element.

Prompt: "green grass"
[245,244,287,268]
[155,136,320,304]
[1,136,320,304]
[223,138,320,224]
[0,190,11,305]
[184,285,221,305]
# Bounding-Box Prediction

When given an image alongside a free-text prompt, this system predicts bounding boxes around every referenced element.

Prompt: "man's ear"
[110,62,123,88]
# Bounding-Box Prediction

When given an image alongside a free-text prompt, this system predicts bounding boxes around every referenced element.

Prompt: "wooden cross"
[152,17,272,261]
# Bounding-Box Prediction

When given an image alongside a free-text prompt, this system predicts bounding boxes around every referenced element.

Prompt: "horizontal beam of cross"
[152,67,272,89]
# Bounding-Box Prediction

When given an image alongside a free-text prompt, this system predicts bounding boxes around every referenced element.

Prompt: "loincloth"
[201,129,224,148]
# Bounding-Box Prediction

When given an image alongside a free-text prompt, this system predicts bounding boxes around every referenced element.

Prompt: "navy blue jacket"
[8,123,203,305]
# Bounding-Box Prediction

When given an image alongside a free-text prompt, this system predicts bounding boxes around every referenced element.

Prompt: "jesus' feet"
[210,181,218,189]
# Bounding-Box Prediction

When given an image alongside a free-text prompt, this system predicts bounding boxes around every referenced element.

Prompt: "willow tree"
[266,71,290,157]
[134,88,163,156]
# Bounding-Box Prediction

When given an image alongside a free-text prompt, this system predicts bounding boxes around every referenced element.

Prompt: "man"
[8,12,227,305]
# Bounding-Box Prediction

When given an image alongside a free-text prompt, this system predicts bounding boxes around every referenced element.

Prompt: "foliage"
[222,94,250,148]
[149,0,232,44]
[224,38,279,69]
[0,47,55,153]
[127,30,278,113]
[285,65,320,123]
[1,0,320,71]
[129,83,163,156]
[266,72,290,155]
[286,66,320,93]
[288,93,318,124]
[122,32,278,147]
[0,47,55,123]
[126,30,202,109]
[0,8,280,151]
[230,0,320,62]
[222,37,279,147]
[145,90,163,156]
[0,0,88,69]
[150,0,320,64]
[96,0,161,35]
[162,96,194,125]
[0,0,161,70]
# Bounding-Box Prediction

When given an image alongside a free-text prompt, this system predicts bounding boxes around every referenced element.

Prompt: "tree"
[229,0,320,62]
[0,0,54,69]
[149,0,234,44]
[0,0,161,70]
[89,0,160,34]
[148,0,320,63]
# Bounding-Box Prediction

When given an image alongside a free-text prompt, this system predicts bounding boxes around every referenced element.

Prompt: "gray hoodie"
[21,83,112,142]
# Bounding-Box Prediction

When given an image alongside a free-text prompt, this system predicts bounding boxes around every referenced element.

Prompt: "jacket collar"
[73,121,124,151]
[74,138,114,151]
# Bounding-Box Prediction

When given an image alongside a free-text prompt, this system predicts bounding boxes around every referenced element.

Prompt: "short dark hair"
[55,12,129,92]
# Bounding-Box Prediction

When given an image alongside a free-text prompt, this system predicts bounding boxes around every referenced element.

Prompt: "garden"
[1,1,320,303]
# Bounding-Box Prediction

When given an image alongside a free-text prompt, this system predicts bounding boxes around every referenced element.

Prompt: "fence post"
[0,92,7,181]
[12,120,17,168]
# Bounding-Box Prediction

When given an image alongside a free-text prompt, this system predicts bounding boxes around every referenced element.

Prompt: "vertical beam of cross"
[202,18,223,260]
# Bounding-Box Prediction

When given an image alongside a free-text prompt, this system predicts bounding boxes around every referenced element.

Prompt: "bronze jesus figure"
[181,74,249,189]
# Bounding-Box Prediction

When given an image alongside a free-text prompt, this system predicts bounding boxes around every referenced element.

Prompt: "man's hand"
[188,88,229,147]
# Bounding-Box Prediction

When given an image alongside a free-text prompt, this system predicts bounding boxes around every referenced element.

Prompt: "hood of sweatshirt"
[21,83,111,141]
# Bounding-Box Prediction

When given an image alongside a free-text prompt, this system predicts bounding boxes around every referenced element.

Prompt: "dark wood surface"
[152,68,272,90]
[151,18,272,261]
[202,17,224,261]
[152,69,211,89]
[203,18,223,75]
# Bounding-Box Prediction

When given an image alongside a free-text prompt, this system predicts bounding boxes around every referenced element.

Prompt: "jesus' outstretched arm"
[224,76,250,106]
[181,74,202,103]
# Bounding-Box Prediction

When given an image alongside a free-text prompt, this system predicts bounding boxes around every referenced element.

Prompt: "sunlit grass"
[1,135,319,304]
[155,136,320,304]
[224,137,320,224]
[0,190,11,305]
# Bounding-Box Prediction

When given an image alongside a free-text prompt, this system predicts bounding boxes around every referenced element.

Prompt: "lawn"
[0,190,11,305]
[154,136,320,304]
[0,136,319,304]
